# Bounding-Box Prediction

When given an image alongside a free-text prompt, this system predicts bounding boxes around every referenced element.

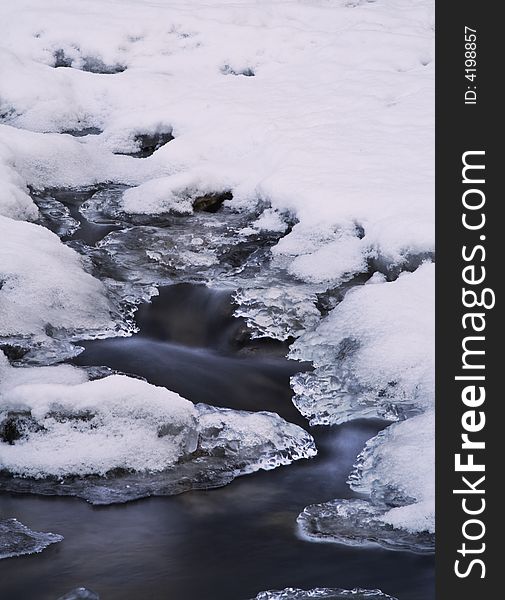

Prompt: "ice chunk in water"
[297,412,434,553]
[251,589,398,600]
[290,263,434,425]
[0,518,63,559]
[297,497,434,554]
[0,365,316,504]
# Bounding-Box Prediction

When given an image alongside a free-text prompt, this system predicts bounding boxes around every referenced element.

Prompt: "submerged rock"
[0,518,63,560]
[251,589,398,600]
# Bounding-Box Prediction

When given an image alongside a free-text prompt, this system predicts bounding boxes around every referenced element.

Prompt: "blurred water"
[0,285,434,600]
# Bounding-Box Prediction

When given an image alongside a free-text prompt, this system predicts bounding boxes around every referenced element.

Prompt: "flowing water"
[0,190,434,600]
[0,284,434,600]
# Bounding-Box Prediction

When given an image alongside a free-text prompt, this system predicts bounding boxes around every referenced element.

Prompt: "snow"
[0,0,434,541]
[0,373,198,478]
[121,171,233,216]
[297,412,435,552]
[292,264,434,550]
[0,215,119,361]
[350,411,435,534]
[290,263,435,425]
[0,518,63,560]
[0,0,433,286]
[0,355,316,501]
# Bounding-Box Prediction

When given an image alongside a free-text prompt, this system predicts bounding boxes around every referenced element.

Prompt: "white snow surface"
[350,410,435,534]
[0,366,197,478]
[291,263,434,538]
[0,0,433,284]
[0,355,315,479]
[0,0,434,535]
[290,262,435,421]
[0,215,117,347]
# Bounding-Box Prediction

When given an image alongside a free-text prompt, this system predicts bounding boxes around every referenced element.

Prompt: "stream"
[0,189,434,600]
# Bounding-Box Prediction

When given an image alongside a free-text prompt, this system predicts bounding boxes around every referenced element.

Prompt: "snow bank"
[0,518,63,560]
[0,357,316,503]
[290,263,435,425]
[0,0,433,284]
[0,139,38,220]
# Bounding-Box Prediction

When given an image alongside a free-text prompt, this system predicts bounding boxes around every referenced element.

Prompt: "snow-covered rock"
[0,356,316,504]
[0,215,120,363]
[297,413,434,553]
[290,263,435,425]
[293,264,434,551]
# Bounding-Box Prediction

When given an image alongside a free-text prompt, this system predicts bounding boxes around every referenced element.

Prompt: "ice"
[298,497,434,555]
[74,186,327,341]
[57,589,99,600]
[56,588,397,600]
[290,263,434,425]
[0,518,63,559]
[0,362,316,504]
[291,264,435,550]
[251,589,397,600]
[350,411,435,534]
[0,0,434,551]
[0,0,433,351]
[32,194,80,238]
[74,193,326,341]
[234,285,322,341]
[297,412,434,553]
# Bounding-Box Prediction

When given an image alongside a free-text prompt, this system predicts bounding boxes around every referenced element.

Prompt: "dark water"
[0,285,434,600]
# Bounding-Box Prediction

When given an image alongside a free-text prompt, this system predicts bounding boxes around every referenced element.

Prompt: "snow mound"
[0,139,38,221]
[0,215,120,363]
[0,361,316,504]
[0,518,63,559]
[290,263,434,425]
[297,412,434,553]
[251,589,397,600]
